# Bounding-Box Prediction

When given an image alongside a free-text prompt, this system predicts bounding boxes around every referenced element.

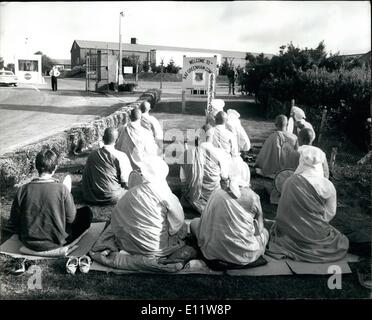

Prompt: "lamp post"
[118,11,124,86]
[160,58,164,89]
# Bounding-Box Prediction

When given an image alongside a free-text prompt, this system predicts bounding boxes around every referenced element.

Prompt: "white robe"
[196,188,268,265]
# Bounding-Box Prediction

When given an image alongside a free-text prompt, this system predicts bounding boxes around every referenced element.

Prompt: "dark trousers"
[51,76,58,91]
[228,81,235,95]
[65,206,93,244]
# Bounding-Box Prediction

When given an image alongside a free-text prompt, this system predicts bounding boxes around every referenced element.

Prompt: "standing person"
[82,127,132,205]
[4,149,92,251]
[227,68,236,95]
[49,66,60,91]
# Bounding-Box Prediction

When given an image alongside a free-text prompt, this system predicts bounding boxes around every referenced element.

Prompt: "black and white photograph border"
[0,0,371,306]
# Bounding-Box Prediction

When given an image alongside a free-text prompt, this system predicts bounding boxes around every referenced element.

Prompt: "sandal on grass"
[4,258,26,276]
[78,255,91,274]
[66,256,79,275]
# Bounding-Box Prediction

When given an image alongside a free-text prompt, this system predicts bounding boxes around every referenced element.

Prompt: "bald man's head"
[275,114,288,130]
[130,107,142,122]
[140,101,151,114]
[215,111,228,125]
[103,127,118,145]
[298,128,315,146]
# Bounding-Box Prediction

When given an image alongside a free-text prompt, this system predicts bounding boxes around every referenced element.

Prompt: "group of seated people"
[4,99,350,270]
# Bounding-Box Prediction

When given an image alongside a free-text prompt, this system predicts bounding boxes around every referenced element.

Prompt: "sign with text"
[182,56,217,95]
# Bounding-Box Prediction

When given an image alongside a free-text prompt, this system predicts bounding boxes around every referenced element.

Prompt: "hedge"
[257,67,371,149]
[0,89,161,188]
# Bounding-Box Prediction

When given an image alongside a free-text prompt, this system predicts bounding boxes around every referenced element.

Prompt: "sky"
[0,1,370,64]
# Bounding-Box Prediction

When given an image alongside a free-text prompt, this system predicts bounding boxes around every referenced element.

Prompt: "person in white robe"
[111,156,187,257]
[190,169,268,267]
[266,145,349,262]
[211,111,251,187]
[255,115,298,179]
[180,125,229,214]
[226,109,251,152]
[140,101,164,143]
[206,99,225,126]
[115,108,159,171]
[287,106,315,137]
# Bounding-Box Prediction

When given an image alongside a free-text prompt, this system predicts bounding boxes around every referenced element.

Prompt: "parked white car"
[0,70,18,86]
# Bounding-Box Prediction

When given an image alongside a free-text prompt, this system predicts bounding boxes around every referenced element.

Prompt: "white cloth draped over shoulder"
[266,145,349,262]
[181,142,229,214]
[141,113,164,141]
[226,109,251,152]
[111,180,185,257]
[196,188,268,265]
[115,121,159,171]
[211,124,251,187]
[255,130,298,178]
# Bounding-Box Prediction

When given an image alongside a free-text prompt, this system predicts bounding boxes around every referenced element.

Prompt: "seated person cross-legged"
[111,156,188,258]
[255,114,298,179]
[190,170,269,271]
[115,107,159,171]
[4,149,92,252]
[266,146,349,263]
[82,127,132,205]
[180,124,229,214]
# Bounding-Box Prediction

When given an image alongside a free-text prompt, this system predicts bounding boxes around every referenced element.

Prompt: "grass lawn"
[1,99,371,299]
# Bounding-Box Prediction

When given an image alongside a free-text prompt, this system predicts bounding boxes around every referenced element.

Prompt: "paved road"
[0,79,139,155]
[0,77,251,156]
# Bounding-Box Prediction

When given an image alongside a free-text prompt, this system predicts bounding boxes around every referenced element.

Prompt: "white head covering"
[295,145,325,177]
[228,160,250,198]
[140,156,169,183]
[291,106,306,121]
[210,99,225,114]
[226,109,241,127]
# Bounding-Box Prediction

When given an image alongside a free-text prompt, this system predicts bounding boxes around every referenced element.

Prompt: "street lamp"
[118,11,124,86]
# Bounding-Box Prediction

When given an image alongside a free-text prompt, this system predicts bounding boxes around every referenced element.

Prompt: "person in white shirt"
[82,127,132,204]
[49,66,60,91]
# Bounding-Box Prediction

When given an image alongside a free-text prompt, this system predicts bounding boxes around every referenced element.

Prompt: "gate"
[85,47,114,92]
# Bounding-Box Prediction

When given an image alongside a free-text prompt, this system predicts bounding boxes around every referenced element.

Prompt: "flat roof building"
[70,39,274,70]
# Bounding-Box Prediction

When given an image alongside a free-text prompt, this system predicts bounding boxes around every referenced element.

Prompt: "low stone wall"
[0,89,161,188]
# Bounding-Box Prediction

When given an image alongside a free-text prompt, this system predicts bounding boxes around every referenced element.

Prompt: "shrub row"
[0,89,161,188]
[257,67,371,150]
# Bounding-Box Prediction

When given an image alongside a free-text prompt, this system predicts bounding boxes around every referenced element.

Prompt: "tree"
[219,58,230,76]
[165,59,180,74]
[6,63,15,73]
[142,61,150,73]
[0,57,4,69]
[34,51,55,74]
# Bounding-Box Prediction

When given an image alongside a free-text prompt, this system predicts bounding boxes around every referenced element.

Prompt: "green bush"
[258,66,371,149]
[118,83,138,92]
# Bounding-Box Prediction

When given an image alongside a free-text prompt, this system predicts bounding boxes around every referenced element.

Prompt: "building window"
[76,57,80,64]
[18,60,39,72]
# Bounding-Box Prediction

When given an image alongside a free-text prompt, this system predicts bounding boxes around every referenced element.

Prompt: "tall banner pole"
[206,72,216,124]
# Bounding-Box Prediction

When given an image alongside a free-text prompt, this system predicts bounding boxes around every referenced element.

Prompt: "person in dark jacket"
[5,148,92,251]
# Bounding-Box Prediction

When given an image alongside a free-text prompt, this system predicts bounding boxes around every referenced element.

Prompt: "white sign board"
[124,66,133,74]
[14,54,43,84]
[182,56,218,95]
